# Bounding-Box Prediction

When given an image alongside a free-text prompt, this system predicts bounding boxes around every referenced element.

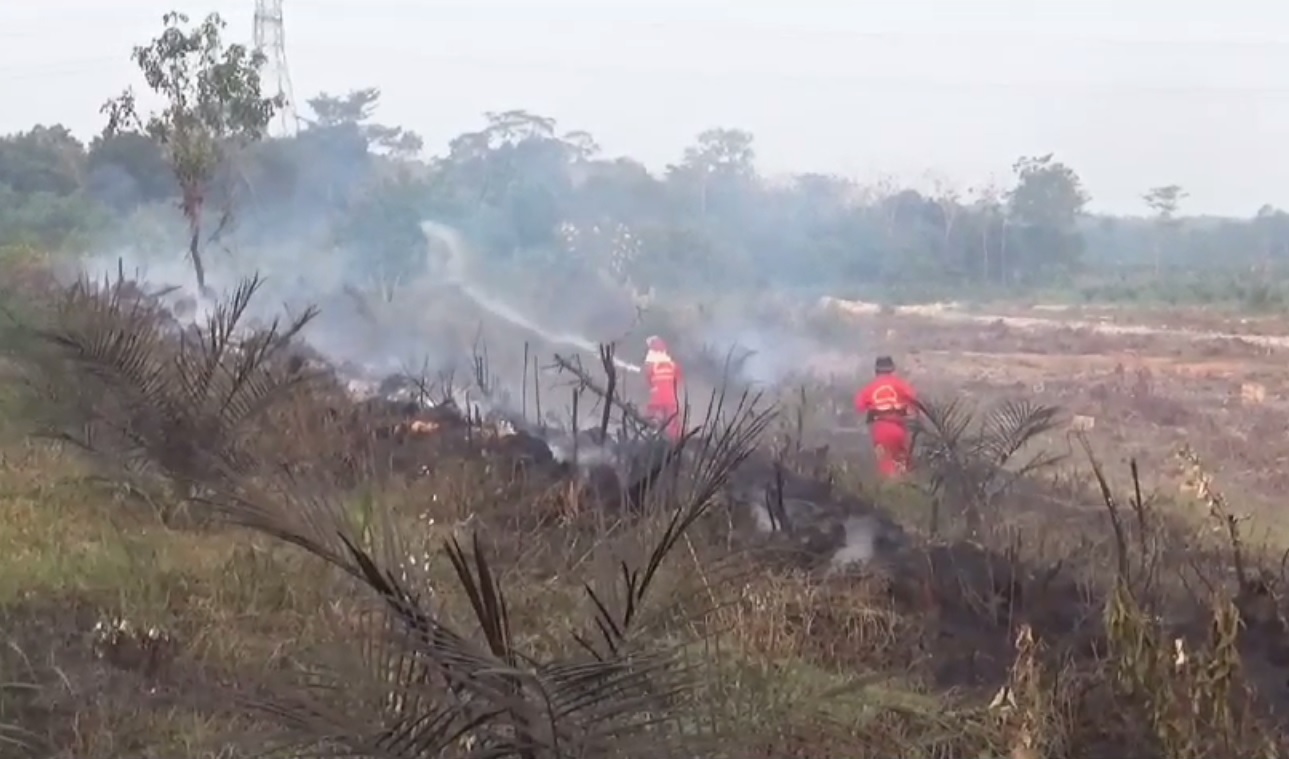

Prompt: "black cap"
[875,355,896,373]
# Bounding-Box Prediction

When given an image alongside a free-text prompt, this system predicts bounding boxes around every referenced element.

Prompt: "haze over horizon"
[6,0,1289,217]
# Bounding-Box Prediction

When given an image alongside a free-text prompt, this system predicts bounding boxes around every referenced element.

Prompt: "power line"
[279,47,1289,98]
[8,51,1289,100]
[0,57,125,81]
[10,6,1289,50]
[6,34,1289,102]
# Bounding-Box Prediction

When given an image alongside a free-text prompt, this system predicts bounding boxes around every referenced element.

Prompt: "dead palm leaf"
[242,387,771,758]
[17,269,773,757]
[14,270,317,506]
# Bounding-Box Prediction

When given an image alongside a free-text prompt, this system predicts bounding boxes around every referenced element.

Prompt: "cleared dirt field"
[811,299,1289,537]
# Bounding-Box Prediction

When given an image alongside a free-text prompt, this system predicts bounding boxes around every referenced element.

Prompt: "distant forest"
[3,12,1287,307]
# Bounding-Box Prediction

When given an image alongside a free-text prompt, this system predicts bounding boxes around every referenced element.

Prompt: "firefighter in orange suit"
[854,355,919,479]
[643,335,684,440]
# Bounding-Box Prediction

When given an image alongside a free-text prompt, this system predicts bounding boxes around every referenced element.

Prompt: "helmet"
[646,335,669,353]
[874,355,896,374]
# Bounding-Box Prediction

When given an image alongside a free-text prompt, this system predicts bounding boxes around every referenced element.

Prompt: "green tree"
[306,87,424,158]
[0,125,86,196]
[1142,184,1187,278]
[252,87,432,293]
[102,11,283,291]
[0,126,109,254]
[86,132,174,208]
[1253,204,1289,271]
[0,185,107,252]
[1007,154,1090,283]
[676,128,756,178]
[428,110,590,258]
[968,180,1008,284]
[667,128,757,220]
[332,176,428,298]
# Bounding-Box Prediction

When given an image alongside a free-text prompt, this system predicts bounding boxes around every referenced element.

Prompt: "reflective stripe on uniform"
[870,383,906,412]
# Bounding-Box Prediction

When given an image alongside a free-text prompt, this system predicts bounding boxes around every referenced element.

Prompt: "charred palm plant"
[214,389,773,758]
[18,273,779,755]
[913,397,1064,536]
[14,270,315,521]
[554,344,774,515]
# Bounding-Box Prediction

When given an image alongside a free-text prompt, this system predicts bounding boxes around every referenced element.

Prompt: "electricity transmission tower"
[253,0,298,136]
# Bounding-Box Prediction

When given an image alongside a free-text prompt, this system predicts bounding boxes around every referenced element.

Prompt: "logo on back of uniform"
[871,383,904,412]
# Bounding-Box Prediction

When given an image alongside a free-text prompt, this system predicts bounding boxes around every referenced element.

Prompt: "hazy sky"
[6,0,1289,216]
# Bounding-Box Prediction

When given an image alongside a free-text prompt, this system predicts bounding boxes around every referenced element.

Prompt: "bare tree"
[970,179,1007,284]
[927,171,961,253]
[1142,184,1188,279]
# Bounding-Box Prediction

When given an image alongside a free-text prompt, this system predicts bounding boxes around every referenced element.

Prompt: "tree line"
[3,10,1289,305]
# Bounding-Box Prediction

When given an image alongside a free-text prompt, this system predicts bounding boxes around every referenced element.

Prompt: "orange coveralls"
[854,373,918,479]
[644,349,684,440]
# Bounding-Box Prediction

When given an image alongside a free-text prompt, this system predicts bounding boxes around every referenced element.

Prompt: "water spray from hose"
[420,221,642,373]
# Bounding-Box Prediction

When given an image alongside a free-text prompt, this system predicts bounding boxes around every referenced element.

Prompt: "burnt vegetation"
[0,268,1286,759]
[3,9,1289,758]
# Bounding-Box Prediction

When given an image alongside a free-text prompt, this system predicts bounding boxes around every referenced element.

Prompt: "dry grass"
[5,440,1286,757]
[0,273,1287,758]
[0,443,324,756]
[0,444,942,757]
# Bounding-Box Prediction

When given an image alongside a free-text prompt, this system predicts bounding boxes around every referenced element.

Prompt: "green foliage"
[102,11,283,171]
[0,125,84,196]
[0,184,108,252]
[5,17,1289,303]
[0,126,109,254]
[912,397,1064,534]
[101,10,284,289]
[333,175,430,293]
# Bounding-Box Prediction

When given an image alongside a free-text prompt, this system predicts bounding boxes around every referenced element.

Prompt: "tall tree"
[0,125,86,196]
[969,180,1008,284]
[428,110,590,256]
[927,172,962,267]
[306,88,424,158]
[85,132,174,208]
[668,128,757,220]
[102,11,283,292]
[1142,184,1187,278]
[1007,154,1090,282]
[677,128,756,178]
[1253,204,1289,272]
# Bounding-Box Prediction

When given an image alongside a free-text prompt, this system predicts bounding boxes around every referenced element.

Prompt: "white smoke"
[421,221,642,373]
[545,438,616,466]
[829,516,881,569]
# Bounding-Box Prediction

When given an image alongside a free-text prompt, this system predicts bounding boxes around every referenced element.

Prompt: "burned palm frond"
[617,386,774,516]
[14,270,317,508]
[260,547,697,758]
[251,531,506,759]
[243,384,772,759]
[552,351,653,438]
[914,396,1064,526]
[16,265,774,756]
[249,510,705,758]
[596,386,775,630]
